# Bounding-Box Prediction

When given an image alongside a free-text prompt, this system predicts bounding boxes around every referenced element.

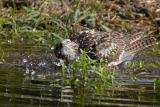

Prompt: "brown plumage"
[54,30,158,66]
[70,30,126,59]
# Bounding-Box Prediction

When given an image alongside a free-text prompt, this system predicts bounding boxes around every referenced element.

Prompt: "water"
[0,44,160,107]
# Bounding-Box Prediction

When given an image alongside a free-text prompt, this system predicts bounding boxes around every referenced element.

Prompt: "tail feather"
[129,32,144,44]
[125,36,157,53]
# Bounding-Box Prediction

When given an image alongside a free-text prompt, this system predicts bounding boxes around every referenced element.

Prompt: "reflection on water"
[0,44,160,107]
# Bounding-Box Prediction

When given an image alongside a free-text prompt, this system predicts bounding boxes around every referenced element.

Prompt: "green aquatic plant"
[155,77,160,91]
[128,60,146,71]
[52,50,118,92]
[128,60,160,80]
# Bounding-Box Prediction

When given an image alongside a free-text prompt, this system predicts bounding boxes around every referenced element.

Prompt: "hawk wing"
[95,31,127,61]
[70,30,127,61]
[125,35,157,53]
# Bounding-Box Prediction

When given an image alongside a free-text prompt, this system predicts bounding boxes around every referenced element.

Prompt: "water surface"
[0,44,160,107]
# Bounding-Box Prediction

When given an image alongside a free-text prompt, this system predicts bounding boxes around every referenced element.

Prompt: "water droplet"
[31,70,36,76]
[7,40,12,43]
[51,46,54,50]
[54,59,64,66]
[23,59,27,63]
[25,67,30,74]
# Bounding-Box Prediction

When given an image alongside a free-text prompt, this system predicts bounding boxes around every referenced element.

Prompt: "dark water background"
[0,44,160,107]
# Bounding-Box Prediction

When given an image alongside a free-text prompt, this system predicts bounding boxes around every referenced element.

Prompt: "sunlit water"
[0,44,160,107]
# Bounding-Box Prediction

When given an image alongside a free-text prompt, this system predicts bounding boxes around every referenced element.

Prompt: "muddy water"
[0,44,160,107]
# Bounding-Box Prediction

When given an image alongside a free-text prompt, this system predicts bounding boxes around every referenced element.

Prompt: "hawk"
[54,30,158,66]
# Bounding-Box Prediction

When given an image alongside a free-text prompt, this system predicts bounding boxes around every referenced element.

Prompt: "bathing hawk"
[54,30,158,66]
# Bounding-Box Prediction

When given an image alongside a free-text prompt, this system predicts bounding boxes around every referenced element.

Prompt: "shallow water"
[0,44,160,107]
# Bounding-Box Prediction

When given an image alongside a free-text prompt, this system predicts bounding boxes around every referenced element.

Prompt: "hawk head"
[54,39,80,62]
